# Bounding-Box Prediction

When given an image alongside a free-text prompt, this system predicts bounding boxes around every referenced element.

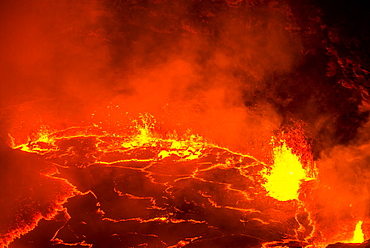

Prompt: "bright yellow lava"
[262,142,307,201]
[348,221,364,243]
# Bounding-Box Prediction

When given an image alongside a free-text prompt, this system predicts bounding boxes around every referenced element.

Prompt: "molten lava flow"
[262,139,309,201]
[348,221,365,243]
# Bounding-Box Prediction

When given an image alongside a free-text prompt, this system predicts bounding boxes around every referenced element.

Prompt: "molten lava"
[348,221,365,243]
[3,113,369,247]
[262,140,309,201]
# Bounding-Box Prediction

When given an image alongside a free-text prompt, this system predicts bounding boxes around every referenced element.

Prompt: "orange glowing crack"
[102,216,206,225]
[261,239,308,248]
[167,237,201,248]
[197,191,261,213]
[247,218,271,225]
[50,239,93,247]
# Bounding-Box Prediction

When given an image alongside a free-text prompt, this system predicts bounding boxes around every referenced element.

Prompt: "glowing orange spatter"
[348,221,364,243]
[262,140,309,201]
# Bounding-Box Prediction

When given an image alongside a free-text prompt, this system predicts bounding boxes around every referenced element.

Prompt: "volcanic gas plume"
[0,0,369,247]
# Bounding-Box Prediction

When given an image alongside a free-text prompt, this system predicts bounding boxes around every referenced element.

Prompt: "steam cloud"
[0,0,305,159]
